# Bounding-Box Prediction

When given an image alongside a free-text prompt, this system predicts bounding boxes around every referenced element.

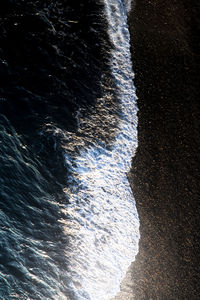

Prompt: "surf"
[57,0,140,299]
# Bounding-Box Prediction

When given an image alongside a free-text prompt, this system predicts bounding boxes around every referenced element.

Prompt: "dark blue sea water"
[0,1,139,299]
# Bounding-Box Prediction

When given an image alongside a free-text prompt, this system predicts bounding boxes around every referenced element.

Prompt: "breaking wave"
[54,0,140,299]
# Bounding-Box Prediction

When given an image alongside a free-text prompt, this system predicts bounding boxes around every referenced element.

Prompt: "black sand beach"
[128,0,200,298]
[0,1,199,298]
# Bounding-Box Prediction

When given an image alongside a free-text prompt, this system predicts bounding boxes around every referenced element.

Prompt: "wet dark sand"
[128,0,200,298]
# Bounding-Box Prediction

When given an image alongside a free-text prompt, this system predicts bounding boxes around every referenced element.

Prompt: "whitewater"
[54,0,140,299]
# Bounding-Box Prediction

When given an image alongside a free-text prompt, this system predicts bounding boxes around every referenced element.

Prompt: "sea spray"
[58,0,140,299]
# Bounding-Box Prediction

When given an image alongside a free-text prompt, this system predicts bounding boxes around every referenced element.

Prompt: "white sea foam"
[60,1,139,299]
[123,0,133,13]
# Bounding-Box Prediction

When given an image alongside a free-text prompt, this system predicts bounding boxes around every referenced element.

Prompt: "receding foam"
[60,0,140,299]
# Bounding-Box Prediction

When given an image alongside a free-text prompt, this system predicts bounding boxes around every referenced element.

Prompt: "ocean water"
[0,0,139,299]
